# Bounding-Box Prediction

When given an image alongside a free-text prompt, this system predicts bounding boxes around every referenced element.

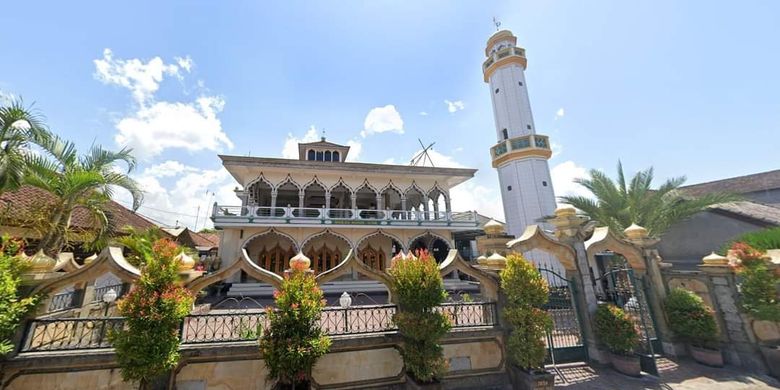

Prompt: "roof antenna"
[410,139,436,167]
[321,128,326,141]
[493,17,501,31]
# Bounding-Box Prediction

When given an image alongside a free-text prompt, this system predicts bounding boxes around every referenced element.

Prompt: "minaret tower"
[483,30,558,252]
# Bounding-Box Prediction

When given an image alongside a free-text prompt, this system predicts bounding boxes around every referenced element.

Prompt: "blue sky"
[2,1,779,228]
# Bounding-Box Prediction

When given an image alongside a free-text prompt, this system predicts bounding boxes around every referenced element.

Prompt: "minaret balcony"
[490,134,552,168]
[211,205,479,230]
[483,47,527,80]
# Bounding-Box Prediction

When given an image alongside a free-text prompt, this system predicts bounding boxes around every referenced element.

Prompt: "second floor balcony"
[211,204,479,229]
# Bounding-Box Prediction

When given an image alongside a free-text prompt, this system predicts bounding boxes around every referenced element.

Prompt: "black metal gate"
[594,259,661,376]
[537,265,587,365]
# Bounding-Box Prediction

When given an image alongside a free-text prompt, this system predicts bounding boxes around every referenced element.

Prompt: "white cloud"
[551,142,563,158]
[95,49,233,159]
[116,161,237,230]
[0,90,14,105]
[94,48,185,105]
[361,105,404,137]
[282,126,319,158]
[555,107,565,120]
[444,100,465,113]
[345,139,362,162]
[419,111,428,116]
[114,96,233,159]
[451,181,504,221]
[551,160,591,206]
[382,157,397,165]
[409,148,465,168]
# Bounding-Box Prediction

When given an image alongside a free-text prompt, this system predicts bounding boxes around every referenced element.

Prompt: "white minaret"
[483,30,561,270]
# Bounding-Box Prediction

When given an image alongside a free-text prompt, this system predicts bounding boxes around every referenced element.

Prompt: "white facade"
[483,30,561,271]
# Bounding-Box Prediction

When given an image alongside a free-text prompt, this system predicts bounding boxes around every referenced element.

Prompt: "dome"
[289,252,311,270]
[554,205,576,218]
[624,223,648,239]
[483,219,505,235]
[28,250,57,273]
[476,255,488,265]
[485,252,507,265]
[175,252,196,271]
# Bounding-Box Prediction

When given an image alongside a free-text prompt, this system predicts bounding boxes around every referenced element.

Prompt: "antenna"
[493,17,501,31]
[410,139,436,167]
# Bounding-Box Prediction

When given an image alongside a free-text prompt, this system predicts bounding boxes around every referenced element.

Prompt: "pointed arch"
[355,229,406,252]
[585,226,645,271]
[407,231,454,252]
[241,228,300,252]
[246,174,274,207]
[328,177,354,193]
[438,249,499,301]
[245,173,273,192]
[356,230,405,271]
[301,229,355,273]
[355,178,379,194]
[273,174,302,191]
[301,175,327,192]
[506,225,576,271]
[300,228,355,252]
[403,181,426,197]
[187,248,283,293]
[315,250,394,302]
[32,247,140,296]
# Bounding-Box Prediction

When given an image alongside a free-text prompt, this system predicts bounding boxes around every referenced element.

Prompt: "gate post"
[550,206,607,364]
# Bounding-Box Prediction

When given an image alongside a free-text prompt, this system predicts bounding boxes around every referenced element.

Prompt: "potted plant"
[388,250,451,389]
[499,253,554,390]
[731,242,780,378]
[110,238,195,390]
[594,304,641,377]
[259,256,331,389]
[664,288,722,366]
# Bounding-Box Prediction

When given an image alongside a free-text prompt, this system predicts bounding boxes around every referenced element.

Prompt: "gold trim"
[491,148,551,168]
[483,56,528,82]
[485,30,517,56]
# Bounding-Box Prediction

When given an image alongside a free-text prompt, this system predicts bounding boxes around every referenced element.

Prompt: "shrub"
[664,288,718,348]
[731,242,780,322]
[259,260,330,388]
[388,250,450,383]
[500,253,551,370]
[110,238,194,389]
[594,304,639,355]
[720,227,780,255]
[0,236,39,356]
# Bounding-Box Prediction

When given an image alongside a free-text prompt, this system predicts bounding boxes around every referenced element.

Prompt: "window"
[502,129,508,140]
[495,88,500,94]
[307,150,315,160]
[542,181,548,187]
[316,151,324,161]
[527,125,532,130]
[518,81,523,86]
[325,151,332,161]
[333,151,340,162]
[507,185,512,191]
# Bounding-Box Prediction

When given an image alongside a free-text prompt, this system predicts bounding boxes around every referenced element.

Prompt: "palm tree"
[0,98,52,193]
[23,143,143,255]
[560,162,739,237]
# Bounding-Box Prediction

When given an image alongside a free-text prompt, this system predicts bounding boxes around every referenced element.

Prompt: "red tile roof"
[0,185,158,233]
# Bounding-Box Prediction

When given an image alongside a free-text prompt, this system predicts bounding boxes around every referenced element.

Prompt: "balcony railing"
[212,205,479,228]
[491,134,551,159]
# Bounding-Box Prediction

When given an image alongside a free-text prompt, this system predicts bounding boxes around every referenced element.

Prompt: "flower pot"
[405,373,442,390]
[507,364,555,390]
[608,352,641,377]
[689,345,723,367]
[759,345,780,379]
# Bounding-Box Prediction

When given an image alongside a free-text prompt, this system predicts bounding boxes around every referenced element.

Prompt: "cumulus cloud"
[555,107,565,120]
[361,105,404,137]
[551,160,591,205]
[444,99,465,113]
[419,111,428,116]
[94,49,233,159]
[115,161,238,230]
[282,126,319,159]
[450,181,505,221]
[345,139,362,162]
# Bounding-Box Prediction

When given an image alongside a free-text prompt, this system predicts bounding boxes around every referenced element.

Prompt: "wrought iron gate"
[537,265,587,365]
[594,261,661,376]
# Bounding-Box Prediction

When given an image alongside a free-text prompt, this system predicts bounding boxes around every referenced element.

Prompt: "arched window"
[333,151,340,162]
[502,129,508,140]
[316,151,324,161]
[307,150,315,160]
[325,151,332,161]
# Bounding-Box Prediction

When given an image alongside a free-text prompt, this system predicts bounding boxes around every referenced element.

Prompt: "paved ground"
[552,358,780,389]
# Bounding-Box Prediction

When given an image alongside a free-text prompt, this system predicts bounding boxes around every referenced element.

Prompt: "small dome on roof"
[484,219,505,235]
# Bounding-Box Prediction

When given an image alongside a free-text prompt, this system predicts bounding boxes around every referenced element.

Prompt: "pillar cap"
[554,205,577,218]
[290,252,311,270]
[483,219,505,235]
[702,252,729,266]
[28,250,57,273]
[175,252,196,271]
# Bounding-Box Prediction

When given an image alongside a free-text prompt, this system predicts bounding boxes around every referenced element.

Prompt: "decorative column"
[400,195,407,220]
[324,190,331,210]
[444,193,452,219]
[298,189,305,209]
[376,194,383,211]
[351,193,358,219]
[422,195,430,220]
[270,188,278,210]
[550,206,606,363]
[699,253,768,372]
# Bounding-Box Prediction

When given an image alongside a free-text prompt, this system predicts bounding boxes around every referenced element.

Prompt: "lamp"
[339,292,352,308]
[102,288,118,317]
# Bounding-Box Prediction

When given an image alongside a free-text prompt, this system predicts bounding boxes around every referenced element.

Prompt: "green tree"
[0,235,39,355]
[110,238,194,389]
[23,143,143,255]
[664,288,718,348]
[0,98,52,194]
[561,161,738,236]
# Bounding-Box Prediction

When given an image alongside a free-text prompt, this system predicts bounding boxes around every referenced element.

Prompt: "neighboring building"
[162,227,220,258]
[482,29,561,272]
[452,214,505,261]
[0,185,158,259]
[658,170,780,270]
[211,137,479,295]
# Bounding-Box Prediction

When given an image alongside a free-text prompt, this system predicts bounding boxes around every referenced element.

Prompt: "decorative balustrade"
[19,302,496,352]
[212,205,478,228]
[48,291,81,312]
[92,284,126,303]
[491,134,551,159]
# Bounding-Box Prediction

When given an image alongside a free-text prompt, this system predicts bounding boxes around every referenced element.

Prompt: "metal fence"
[20,302,497,352]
